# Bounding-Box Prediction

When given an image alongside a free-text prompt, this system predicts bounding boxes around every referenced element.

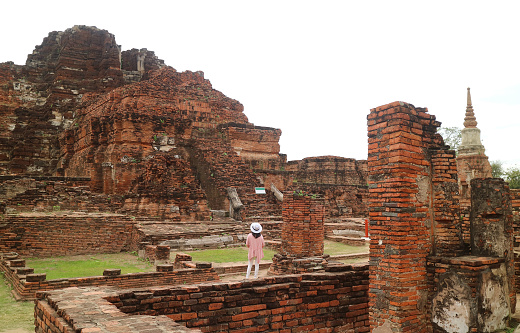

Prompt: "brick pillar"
[471,178,515,308]
[281,192,324,257]
[367,101,436,332]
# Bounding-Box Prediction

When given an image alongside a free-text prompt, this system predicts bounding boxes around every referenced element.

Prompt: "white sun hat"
[250,222,262,233]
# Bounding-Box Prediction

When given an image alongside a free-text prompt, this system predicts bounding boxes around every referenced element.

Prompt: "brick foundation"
[0,252,218,300]
[35,264,369,333]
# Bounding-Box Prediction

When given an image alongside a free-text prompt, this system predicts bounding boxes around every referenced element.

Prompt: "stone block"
[26,273,46,282]
[103,269,122,276]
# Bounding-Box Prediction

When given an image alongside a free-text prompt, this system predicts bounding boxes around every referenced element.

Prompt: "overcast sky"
[2,1,520,167]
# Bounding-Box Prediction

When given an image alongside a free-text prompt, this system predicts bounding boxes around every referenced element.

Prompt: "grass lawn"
[182,240,368,263]
[21,242,368,280]
[1,241,368,332]
[0,272,34,332]
[323,240,368,256]
[26,252,155,280]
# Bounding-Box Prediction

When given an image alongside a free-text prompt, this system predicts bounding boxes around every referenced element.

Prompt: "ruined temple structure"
[368,101,514,332]
[0,25,368,223]
[456,88,493,247]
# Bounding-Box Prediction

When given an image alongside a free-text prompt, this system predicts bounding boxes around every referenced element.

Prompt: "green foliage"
[490,160,505,178]
[505,166,520,189]
[438,126,462,152]
[494,161,520,189]
[0,273,35,332]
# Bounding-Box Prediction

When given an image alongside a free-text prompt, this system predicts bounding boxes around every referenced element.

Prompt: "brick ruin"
[13,98,516,333]
[0,25,518,333]
[368,101,514,332]
[0,25,368,224]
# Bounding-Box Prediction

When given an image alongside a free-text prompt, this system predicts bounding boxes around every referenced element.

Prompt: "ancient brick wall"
[288,183,368,220]
[188,137,259,211]
[258,156,369,222]
[0,215,136,257]
[0,177,126,214]
[286,156,367,186]
[35,265,369,333]
[123,152,211,221]
[220,122,285,171]
[36,298,196,333]
[367,101,462,332]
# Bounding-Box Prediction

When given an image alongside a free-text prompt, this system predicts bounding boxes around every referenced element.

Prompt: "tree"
[490,160,504,178]
[438,127,462,152]
[505,167,520,189]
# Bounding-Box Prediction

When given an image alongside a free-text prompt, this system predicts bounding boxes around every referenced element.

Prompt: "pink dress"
[246,233,265,260]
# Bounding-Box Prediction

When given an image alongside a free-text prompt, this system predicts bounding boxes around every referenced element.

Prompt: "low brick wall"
[0,214,137,257]
[1,253,219,300]
[35,263,369,332]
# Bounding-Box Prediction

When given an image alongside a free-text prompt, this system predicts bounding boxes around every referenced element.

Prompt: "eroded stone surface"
[432,272,472,333]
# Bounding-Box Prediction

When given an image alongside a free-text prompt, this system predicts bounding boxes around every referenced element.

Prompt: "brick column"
[281,192,325,257]
[367,102,436,332]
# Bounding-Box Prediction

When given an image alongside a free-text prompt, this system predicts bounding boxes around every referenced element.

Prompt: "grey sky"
[2,0,519,167]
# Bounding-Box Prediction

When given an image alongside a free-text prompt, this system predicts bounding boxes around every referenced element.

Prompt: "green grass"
[26,252,155,280]
[183,241,368,263]
[0,272,35,332]
[323,240,369,256]
[186,247,276,263]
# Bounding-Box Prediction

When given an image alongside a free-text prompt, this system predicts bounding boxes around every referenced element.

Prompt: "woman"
[246,222,265,279]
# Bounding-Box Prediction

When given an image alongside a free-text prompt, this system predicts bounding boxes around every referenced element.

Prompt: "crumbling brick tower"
[367,101,462,332]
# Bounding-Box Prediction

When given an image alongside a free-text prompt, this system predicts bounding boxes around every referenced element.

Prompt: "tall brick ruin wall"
[368,101,514,332]
[367,101,461,332]
[0,215,137,257]
[35,265,369,333]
